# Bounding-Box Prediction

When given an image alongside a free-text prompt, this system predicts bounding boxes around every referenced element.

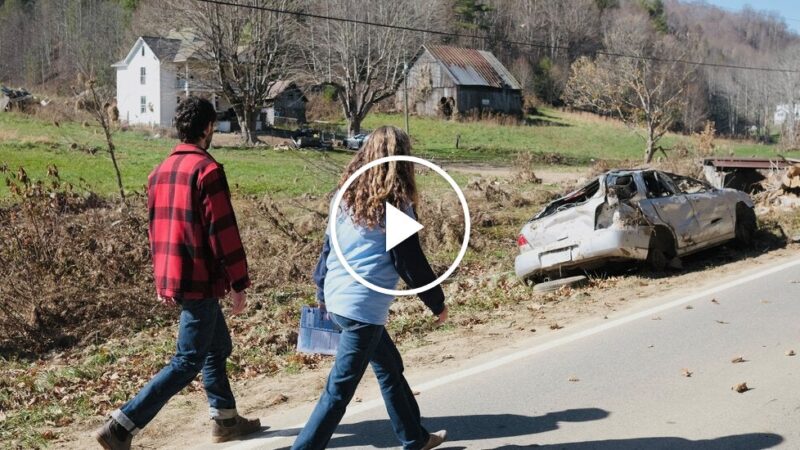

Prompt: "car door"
[666,173,735,245]
[637,171,701,250]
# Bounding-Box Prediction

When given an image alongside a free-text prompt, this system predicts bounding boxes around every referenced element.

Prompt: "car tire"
[647,226,675,271]
[532,275,588,293]
[734,203,757,247]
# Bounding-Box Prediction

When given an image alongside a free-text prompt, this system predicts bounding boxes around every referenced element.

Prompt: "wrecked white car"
[515,170,757,281]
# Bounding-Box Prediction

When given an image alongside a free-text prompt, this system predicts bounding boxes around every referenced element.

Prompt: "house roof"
[423,45,521,90]
[141,36,182,62]
[112,31,209,68]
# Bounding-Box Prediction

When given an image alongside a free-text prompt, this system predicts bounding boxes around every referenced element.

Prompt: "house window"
[140,67,146,85]
[140,96,147,114]
[141,46,145,57]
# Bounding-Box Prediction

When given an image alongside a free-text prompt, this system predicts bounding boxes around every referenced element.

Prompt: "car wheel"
[532,275,588,293]
[734,203,757,247]
[647,226,675,272]
[646,247,668,271]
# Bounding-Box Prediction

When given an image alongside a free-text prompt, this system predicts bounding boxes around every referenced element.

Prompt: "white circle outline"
[330,155,471,296]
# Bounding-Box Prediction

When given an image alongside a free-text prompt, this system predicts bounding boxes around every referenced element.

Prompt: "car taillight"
[517,234,529,248]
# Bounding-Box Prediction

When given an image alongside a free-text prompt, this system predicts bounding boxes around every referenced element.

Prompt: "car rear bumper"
[514,227,651,279]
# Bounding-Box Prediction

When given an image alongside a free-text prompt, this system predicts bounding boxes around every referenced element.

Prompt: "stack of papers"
[297,306,341,356]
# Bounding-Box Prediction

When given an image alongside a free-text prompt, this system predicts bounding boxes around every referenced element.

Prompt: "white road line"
[229,256,800,449]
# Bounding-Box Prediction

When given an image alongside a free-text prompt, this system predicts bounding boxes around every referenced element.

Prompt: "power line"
[195,0,800,74]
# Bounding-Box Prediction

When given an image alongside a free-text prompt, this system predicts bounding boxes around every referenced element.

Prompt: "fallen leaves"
[732,382,750,393]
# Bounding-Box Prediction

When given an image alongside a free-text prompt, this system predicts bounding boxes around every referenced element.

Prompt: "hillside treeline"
[1,0,799,140]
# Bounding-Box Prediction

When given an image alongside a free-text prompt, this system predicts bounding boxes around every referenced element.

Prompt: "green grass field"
[0,108,789,199]
[365,108,784,163]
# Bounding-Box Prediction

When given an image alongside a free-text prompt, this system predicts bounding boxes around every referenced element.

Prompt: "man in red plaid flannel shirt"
[95,97,260,449]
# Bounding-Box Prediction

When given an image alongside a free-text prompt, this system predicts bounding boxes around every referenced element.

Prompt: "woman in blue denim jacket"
[292,126,448,450]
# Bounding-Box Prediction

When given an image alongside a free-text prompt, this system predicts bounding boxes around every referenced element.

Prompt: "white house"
[111,30,227,127]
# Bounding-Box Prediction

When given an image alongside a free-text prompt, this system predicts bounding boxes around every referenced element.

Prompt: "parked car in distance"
[514,169,757,282]
[345,133,369,150]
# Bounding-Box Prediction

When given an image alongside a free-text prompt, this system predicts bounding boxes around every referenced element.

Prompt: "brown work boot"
[93,417,132,450]
[211,415,262,443]
[421,430,447,450]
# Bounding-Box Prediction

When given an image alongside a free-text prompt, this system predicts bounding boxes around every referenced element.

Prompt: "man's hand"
[230,290,247,316]
[434,305,448,326]
[158,295,177,307]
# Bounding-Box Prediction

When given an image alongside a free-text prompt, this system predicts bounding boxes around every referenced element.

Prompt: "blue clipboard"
[297,306,341,356]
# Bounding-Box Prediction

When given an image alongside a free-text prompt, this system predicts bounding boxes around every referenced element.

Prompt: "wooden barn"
[396,45,522,118]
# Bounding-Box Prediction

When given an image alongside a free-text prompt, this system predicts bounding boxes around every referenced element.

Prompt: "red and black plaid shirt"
[147,143,251,300]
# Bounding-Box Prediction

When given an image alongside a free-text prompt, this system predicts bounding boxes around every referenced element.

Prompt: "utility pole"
[404,61,410,135]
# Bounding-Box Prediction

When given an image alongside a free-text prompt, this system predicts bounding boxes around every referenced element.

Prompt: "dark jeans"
[112,298,237,434]
[292,313,429,450]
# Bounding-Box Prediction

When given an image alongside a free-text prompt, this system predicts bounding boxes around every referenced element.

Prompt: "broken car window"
[606,174,637,200]
[666,173,712,194]
[534,179,601,220]
[642,171,675,199]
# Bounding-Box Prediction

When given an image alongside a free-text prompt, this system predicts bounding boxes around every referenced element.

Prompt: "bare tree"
[175,0,299,144]
[565,8,696,163]
[299,0,436,136]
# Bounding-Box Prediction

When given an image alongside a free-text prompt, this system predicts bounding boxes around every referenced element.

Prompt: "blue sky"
[703,0,800,33]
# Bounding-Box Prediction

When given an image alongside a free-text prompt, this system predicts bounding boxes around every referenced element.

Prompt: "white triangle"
[385,203,424,252]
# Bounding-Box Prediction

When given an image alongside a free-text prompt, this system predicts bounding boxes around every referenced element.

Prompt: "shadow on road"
[261,408,609,449]
[491,432,783,449]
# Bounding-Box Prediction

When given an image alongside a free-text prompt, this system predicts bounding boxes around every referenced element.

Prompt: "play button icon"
[385,203,424,252]
[330,155,470,297]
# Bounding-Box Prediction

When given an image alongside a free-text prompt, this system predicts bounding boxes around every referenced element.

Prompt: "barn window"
[140,67,146,85]
[140,96,147,114]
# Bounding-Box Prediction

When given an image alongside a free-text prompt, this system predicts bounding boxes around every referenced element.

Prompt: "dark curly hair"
[174,96,216,143]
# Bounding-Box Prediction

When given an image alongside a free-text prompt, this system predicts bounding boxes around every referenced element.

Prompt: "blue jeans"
[292,314,429,450]
[112,298,237,434]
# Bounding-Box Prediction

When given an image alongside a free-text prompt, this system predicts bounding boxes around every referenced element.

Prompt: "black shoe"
[93,417,132,450]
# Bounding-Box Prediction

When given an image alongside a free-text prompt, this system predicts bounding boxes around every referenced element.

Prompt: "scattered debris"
[1,85,35,112]
[412,390,421,396]
[681,368,693,377]
[549,323,564,330]
[731,356,745,364]
[732,382,750,393]
[711,298,719,304]
[568,376,580,382]
[354,397,362,403]
[685,305,694,310]
[715,320,729,325]
[268,394,289,406]
[652,316,662,321]
[787,350,796,357]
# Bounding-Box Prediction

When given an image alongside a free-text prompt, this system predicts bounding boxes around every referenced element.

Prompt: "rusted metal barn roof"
[425,45,522,90]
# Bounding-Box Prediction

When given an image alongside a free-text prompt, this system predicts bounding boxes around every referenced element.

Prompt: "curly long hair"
[338,126,418,229]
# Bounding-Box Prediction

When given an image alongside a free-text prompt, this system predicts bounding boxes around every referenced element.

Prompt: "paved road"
[224,257,800,450]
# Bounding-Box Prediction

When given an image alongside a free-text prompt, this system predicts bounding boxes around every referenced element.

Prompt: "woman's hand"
[434,305,448,325]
